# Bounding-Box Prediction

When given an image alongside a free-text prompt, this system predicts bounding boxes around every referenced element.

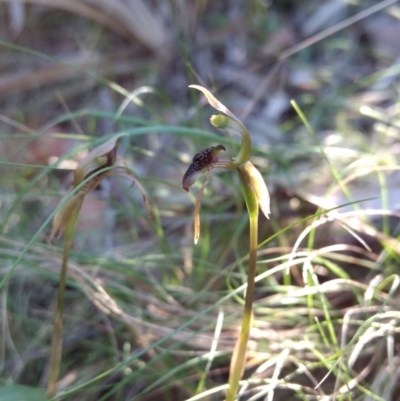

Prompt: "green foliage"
[0,384,47,401]
[1,1,400,401]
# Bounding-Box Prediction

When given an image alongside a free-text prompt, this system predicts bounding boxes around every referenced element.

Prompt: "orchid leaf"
[0,384,46,401]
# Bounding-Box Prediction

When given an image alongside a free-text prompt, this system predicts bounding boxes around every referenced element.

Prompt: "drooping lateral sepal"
[238,161,270,219]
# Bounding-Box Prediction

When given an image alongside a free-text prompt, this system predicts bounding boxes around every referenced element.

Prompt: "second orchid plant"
[47,134,151,397]
[182,85,270,401]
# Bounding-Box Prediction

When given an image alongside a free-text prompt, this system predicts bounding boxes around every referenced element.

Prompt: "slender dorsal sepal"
[189,85,242,125]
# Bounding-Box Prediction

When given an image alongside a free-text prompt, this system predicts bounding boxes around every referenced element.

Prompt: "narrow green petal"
[194,170,211,244]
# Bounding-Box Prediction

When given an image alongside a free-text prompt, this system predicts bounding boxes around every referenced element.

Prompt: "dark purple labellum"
[192,145,226,164]
[182,145,226,192]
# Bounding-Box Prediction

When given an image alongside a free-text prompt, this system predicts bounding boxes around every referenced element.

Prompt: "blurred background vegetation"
[1,0,400,400]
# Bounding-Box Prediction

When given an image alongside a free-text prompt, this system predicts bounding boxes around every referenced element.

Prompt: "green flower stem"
[47,208,80,397]
[226,171,259,401]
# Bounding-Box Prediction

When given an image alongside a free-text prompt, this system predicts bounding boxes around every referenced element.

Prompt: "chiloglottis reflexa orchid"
[182,85,270,244]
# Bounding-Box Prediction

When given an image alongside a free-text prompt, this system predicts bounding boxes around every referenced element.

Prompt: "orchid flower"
[182,85,271,401]
[182,85,270,244]
[50,133,151,240]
